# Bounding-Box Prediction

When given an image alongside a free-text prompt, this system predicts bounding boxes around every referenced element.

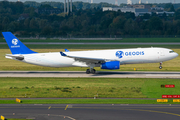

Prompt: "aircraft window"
[169,51,174,53]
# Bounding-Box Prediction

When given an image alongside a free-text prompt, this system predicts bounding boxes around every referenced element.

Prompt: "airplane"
[2,32,179,74]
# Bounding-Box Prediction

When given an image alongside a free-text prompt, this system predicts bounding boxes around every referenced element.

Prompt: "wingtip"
[65,49,69,52]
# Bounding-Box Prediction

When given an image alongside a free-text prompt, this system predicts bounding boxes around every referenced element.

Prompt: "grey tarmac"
[1,104,180,120]
[0,71,180,78]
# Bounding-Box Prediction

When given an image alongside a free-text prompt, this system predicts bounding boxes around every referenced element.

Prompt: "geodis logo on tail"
[12,39,18,45]
[11,39,20,48]
[116,51,145,58]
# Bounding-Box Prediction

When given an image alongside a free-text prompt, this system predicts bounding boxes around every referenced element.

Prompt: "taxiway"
[1,104,180,120]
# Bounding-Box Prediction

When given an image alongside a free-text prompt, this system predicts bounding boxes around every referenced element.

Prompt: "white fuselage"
[6,47,178,68]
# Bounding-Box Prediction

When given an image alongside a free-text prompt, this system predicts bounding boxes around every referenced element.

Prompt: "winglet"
[65,49,69,52]
[60,52,67,56]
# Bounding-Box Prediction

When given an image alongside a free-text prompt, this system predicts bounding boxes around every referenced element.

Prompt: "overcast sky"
[8,0,179,4]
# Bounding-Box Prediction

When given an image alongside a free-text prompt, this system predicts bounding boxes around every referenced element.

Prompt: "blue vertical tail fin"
[2,32,37,54]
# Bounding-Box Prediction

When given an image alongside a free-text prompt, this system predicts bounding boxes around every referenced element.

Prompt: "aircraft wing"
[5,54,24,60]
[60,52,107,64]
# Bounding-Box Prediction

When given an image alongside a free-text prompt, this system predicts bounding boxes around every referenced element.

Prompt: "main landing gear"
[159,62,162,69]
[86,68,96,74]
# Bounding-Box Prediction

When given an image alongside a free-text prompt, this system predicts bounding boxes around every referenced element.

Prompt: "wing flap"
[72,61,88,67]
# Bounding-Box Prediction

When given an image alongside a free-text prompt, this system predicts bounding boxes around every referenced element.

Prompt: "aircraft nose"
[175,52,179,58]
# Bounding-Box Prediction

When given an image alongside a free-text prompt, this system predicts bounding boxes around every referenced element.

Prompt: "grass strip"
[0,77,146,98]
[0,99,179,104]
[0,78,180,98]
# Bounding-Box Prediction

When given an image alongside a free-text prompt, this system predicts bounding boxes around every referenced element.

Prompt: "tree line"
[1,1,180,37]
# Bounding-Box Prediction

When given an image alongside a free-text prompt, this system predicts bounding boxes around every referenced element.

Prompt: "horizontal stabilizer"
[6,54,24,60]
[60,52,67,56]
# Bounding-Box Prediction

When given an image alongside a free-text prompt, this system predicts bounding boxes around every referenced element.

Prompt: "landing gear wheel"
[92,69,96,74]
[86,69,90,74]
[159,62,162,69]
[159,66,162,69]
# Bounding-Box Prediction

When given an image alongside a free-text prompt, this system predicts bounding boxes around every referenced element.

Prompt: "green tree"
[39,19,48,29]
[41,25,52,35]
[83,3,91,9]
[29,18,38,29]
[7,21,18,32]
[169,4,175,12]
[2,17,10,30]
[73,2,83,9]
[110,16,126,29]
[124,18,139,35]
[24,18,30,28]
[124,12,135,20]
[15,2,24,14]
[164,3,173,11]
[142,13,151,19]
[52,21,59,29]
[149,16,163,30]
[163,21,173,35]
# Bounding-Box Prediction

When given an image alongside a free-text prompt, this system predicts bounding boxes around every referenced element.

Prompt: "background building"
[103,4,174,17]
[103,6,151,16]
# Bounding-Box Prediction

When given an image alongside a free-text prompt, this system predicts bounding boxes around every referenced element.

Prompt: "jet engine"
[101,61,120,70]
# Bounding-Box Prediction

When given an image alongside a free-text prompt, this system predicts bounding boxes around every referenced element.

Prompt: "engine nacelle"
[101,61,120,70]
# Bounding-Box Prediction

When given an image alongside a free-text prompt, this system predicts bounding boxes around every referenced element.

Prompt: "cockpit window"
[169,51,174,53]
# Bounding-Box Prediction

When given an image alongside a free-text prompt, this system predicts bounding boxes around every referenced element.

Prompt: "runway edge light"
[1,115,5,120]
[173,99,180,102]
[157,99,168,102]
[16,98,21,103]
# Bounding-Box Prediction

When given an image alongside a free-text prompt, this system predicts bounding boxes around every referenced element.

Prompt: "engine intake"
[101,61,120,70]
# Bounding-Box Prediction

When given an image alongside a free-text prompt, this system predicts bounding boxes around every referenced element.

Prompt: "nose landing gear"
[159,62,162,69]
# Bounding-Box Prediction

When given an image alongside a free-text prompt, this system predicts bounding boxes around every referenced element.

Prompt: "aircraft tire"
[86,69,90,74]
[92,69,96,74]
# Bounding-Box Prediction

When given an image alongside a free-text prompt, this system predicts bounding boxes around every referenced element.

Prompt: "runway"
[1,104,180,120]
[0,71,180,78]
